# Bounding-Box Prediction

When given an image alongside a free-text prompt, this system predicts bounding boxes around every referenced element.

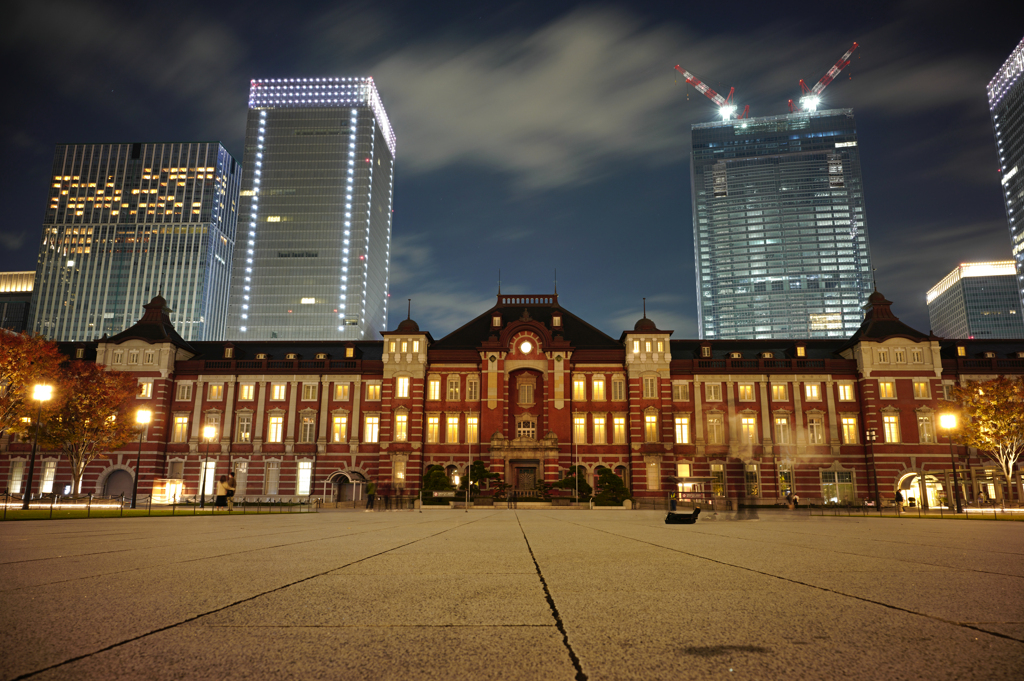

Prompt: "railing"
[1,492,321,519]
[497,294,557,306]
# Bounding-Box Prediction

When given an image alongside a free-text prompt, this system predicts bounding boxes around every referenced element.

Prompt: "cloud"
[0,231,29,251]
[608,293,698,338]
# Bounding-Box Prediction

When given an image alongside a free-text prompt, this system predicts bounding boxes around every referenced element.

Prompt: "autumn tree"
[37,361,140,494]
[943,376,1024,501]
[0,332,63,437]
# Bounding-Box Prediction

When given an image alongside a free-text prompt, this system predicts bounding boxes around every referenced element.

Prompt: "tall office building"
[31,143,240,342]
[927,261,1024,339]
[0,272,34,332]
[228,77,396,341]
[989,36,1024,309]
[691,109,873,339]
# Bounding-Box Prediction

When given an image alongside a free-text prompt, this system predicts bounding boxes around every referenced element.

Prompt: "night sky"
[2,0,1020,340]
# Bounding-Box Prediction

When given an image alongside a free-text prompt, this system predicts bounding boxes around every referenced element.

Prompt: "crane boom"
[674,65,730,107]
[810,42,858,96]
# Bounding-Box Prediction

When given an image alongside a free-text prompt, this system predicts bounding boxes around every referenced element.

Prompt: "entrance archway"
[330,471,367,502]
[104,470,133,498]
[897,472,945,509]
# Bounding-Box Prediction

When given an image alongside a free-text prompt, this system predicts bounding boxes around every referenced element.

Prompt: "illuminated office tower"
[989,36,1024,309]
[927,261,1024,339]
[228,77,396,340]
[31,143,240,341]
[691,109,873,339]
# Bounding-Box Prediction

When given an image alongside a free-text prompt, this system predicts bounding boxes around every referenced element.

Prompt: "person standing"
[365,480,377,512]
[791,493,800,509]
[225,472,236,512]
[214,475,228,511]
[895,489,904,512]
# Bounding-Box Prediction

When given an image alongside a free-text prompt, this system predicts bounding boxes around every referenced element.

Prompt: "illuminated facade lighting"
[989,37,1024,313]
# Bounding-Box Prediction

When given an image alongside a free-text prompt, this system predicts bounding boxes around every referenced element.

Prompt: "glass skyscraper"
[989,36,1024,309]
[691,109,873,339]
[31,143,240,341]
[228,77,396,341]
[927,261,1024,339]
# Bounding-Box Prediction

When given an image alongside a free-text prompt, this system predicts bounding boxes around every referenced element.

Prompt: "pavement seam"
[7,514,494,681]
[549,515,1024,646]
[515,512,588,681]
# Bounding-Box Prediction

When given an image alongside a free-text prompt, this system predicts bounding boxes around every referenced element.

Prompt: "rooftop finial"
[554,268,558,295]
[407,299,411,320]
[498,269,501,296]
[643,297,646,318]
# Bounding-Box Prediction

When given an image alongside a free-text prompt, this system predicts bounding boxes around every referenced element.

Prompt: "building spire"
[407,299,411,320]
[643,297,646,318]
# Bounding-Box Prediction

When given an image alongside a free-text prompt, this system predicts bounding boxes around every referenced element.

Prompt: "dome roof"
[633,316,658,332]
[396,318,420,333]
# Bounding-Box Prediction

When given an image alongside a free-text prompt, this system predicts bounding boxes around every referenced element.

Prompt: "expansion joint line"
[11,515,492,681]
[516,512,588,681]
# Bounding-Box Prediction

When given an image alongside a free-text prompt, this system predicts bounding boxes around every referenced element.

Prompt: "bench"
[665,508,701,525]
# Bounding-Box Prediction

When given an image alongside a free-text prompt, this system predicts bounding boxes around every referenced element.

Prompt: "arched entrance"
[104,470,134,498]
[897,472,945,509]
[331,471,367,502]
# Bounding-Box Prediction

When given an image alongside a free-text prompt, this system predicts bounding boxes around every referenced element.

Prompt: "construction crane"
[789,42,859,113]
[674,65,748,120]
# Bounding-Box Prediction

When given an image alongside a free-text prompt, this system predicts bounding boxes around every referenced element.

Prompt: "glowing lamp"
[939,413,957,431]
[137,409,152,425]
[33,385,53,402]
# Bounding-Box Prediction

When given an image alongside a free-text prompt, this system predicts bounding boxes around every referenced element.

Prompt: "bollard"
[148,494,152,516]
[172,498,176,516]
[120,493,124,518]
[49,494,55,519]
[87,494,92,518]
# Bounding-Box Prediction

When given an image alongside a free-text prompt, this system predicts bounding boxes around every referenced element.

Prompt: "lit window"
[591,376,606,401]
[332,416,348,443]
[841,417,858,444]
[808,416,824,444]
[428,379,440,401]
[917,414,935,443]
[593,416,606,444]
[208,384,224,401]
[426,416,439,443]
[711,463,725,497]
[346,347,355,358]
[267,416,283,443]
[645,341,652,353]
[805,384,821,401]
[413,340,420,353]
[467,376,479,401]
[771,384,788,401]
[447,377,460,401]
[644,414,658,442]
[643,376,657,398]
[574,416,587,443]
[299,416,316,443]
[447,416,459,443]
[613,417,626,444]
[269,383,286,400]
[883,414,900,443]
[297,461,312,495]
[172,416,189,443]
[400,341,408,353]
[821,470,854,504]
[745,464,760,497]
[740,417,756,443]
[139,382,153,399]
[707,415,724,444]
[879,381,896,399]
[738,384,754,401]
[396,377,410,398]
[236,415,252,443]
[573,378,586,401]
[913,381,930,399]
[838,384,854,401]
[774,416,790,444]
[364,415,380,443]
[466,416,479,444]
[394,413,408,441]
[632,340,640,353]
[334,383,350,401]
[674,416,690,444]
[366,384,381,401]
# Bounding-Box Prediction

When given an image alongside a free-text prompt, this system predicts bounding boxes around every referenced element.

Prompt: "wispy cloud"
[0,231,29,251]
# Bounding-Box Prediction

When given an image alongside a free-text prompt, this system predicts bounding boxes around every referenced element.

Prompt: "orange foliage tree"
[0,332,63,437]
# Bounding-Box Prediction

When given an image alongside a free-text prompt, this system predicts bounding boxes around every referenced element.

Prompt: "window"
[233,461,247,495]
[447,416,459,443]
[364,415,380,443]
[573,377,586,401]
[805,383,821,401]
[632,340,640,353]
[139,381,153,399]
[711,463,725,497]
[740,417,756,444]
[297,461,312,495]
[643,376,657,399]
[841,417,858,444]
[574,416,587,443]
[706,383,722,401]
[879,381,896,399]
[613,417,626,444]
[646,460,660,491]
[774,416,790,444]
[413,340,420,353]
[883,414,900,443]
[239,384,255,401]
[128,349,140,365]
[672,383,689,401]
[389,341,396,353]
[677,463,691,478]
[796,346,806,358]
[396,377,410,398]
[593,416,606,444]
[271,383,286,401]
[737,384,754,401]
[112,350,124,364]
[172,416,188,443]
[517,419,536,439]
[426,416,439,443]
[400,340,408,353]
[176,383,192,401]
[428,378,440,401]
[208,384,224,401]
[519,383,534,404]
[674,416,690,444]
[592,376,606,401]
[467,376,479,401]
[394,459,407,486]
[267,416,283,443]
[837,383,854,401]
[911,348,923,363]
[894,348,907,363]
[877,349,889,363]
[942,383,952,401]
[299,416,316,443]
[701,345,711,358]
[334,383,350,401]
[917,414,935,443]
[493,314,502,327]
[612,378,625,401]
[236,414,252,443]
[707,415,724,444]
[745,464,760,496]
[771,384,788,401]
[778,468,793,496]
[41,461,57,493]
[644,414,658,442]
[144,350,155,364]
[466,415,479,444]
[394,413,408,441]
[913,380,930,399]
[302,384,317,401]
[447,377,460,401]
[345,347,355,358]
[645,340,652,353]
[821,470,854,503]
[808,416,824,444]
[366,383,381,401]
[264,461,280,494]
[332,416,348,443]
[8,460,25,493]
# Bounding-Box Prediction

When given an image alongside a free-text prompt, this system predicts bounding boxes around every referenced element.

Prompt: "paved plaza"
[1,509,1022,680]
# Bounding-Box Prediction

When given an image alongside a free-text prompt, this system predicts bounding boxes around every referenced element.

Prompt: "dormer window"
[983,352,996,359]
[701,346,711,358]
[761,352,774,359]
[492,315,502,327]
[729,352,742,359]
[224,347,234,359]
[286,353,298,360]
[256,353,268,360]
[75,348,84,359]
[956,346,965,357]
[1017,352,1024,359]
[796,345,806,358]
[345,347,354,358]
[552,314,561,327]
[316,353,328,360]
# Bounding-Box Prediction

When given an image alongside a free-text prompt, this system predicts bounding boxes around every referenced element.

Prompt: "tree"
[37,361,140,494]
[0,332,63,437]
[458,460,500,495]
[593,466,631,506]
[422,464,455,491]
[551,465,592,501]
[944,376,1024,501]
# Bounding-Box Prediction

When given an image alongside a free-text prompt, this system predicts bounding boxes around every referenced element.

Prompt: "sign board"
[677,493,706,499]
[432,491,456,497]
[673,477,715,483]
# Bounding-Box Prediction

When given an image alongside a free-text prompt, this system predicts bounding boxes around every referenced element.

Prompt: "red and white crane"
[789,42,859,113]
[674,65,748,120]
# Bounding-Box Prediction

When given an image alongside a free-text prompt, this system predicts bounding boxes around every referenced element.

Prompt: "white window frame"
[674,416,690,444]
[394,412,408,442]
[396,376,410,399]
[301,383,317,401]
[592,376,606,401]
[364,415,380,443]
[334,383,351,401]
[239,384,255,401]
[270,383,286,401]
[706,383,722,401]
[267,415,284,443]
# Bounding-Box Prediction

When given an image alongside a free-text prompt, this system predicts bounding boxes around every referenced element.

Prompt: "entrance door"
[516,467,536,490]
[104,470,133,498]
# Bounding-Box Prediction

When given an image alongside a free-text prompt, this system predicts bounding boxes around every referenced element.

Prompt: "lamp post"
[21,384,54,510]
[199,425,216,509]
[130,409,152,509]
[865,427,880,508]
[940,413,963,514]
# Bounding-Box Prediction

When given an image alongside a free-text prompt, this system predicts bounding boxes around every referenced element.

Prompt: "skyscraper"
[989,36,1024,309]
[31,143,240,342]
[228,77,396,341]
[691,109,873,339]
[927,261,1024,339]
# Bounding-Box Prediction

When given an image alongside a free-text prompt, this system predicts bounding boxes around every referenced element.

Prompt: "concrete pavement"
[1,510,1022,680]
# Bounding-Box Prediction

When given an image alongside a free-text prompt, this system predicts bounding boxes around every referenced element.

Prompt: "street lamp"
[939,413,963,514]
[199,425,217,509]
[865,427,880,508]
[130,409,152,509]
[21,384,53,510]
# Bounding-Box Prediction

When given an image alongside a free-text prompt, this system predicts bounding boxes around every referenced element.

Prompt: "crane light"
[720,104,737,120]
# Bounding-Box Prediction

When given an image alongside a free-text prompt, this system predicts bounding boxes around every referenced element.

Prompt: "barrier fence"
[1,492,321,520]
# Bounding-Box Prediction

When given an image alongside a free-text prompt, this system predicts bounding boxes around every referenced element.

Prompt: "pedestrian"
[785,491,794,510]
[225,472,236,512]
[791,493,800,509]
[365,480,376,512]
[512,490,518,509]
[214,475,228,511]
[895,489,904,512]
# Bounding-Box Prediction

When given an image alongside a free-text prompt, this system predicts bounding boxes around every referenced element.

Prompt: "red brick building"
[4,291,1023,507]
